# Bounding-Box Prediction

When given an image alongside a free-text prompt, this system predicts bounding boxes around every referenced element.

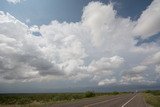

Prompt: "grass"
[0,91,122,107]
[143,90,160,107]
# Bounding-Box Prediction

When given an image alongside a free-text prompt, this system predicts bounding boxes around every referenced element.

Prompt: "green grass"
[0,91,122,106]
[0,93,85,105]
[143,90,160,107]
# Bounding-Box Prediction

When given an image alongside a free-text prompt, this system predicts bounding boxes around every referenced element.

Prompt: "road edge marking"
[84,96,123,107]
[121,94,137,107]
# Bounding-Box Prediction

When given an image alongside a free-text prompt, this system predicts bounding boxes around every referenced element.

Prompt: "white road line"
[84,96,123,107]
[121,94,137,107]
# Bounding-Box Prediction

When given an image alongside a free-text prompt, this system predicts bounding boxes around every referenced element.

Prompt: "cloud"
[0,12,65,82]
[0,11,90,83]
[88,56,124,73]
[143,51,160,65]
[155,65,160,76]
[82,2,135,48]
[134,0,160,38]
[121,75,155,85]
[87,56,124,83]
[128,66,147,75]
[6,0,24,4]
[98,78,116,86]
[152,51,160,64]
[82,2,116,46]
[131,43,159,53]
[25,19,30,24]
[0,0,160,87]
[145,51,160,80]
[131,65,147,73]
[120,65,156,85]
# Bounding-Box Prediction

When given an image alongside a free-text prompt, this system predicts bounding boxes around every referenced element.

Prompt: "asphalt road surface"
[51,93,148,107]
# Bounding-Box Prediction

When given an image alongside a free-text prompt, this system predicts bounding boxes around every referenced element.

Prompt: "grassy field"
[0,91,121,107]
[143,90,160,107]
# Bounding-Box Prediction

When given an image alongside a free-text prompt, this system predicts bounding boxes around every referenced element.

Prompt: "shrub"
[145,90,151,93]
[112,91,119,95]
[85,91,95,98]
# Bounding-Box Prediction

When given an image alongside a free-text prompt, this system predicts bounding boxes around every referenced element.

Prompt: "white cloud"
[98,78,116,86]
[119,65,155,85]
[132,65,147,73]
[0,12,64,82]
[143,51,160,65]
[82,2,135,48]
[0,0,160,87]
[87,56,124,84]
[6,0,24,4]
[134,0,160,38]
[152,51,160,64]
[88,56,124,73]
[82,2,116,46]
[121,75,155,85]
[131,43,159,54]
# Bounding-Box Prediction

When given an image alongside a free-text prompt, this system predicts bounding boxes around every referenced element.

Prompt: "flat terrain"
[143,90,160,107]
[51,93,147,107]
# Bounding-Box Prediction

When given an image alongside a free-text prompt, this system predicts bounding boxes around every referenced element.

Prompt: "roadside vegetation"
[0,91,122,106]
[143,90,160,107]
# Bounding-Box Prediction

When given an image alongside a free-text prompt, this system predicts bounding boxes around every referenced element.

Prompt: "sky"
[0,0,160,93]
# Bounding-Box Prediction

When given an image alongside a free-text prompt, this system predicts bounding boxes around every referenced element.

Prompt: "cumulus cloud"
[98,78,116,86]
[143,51,160,65]
[131,65,147,73]
[152,51,160,64]
[121,75,155,85]
[0,0,160,87]
[88,56,124,73]
[82,2,135,48]
[87,56,124,83]
[0,12,65,82]
[143,51,160,80]
[0,11,91,83]
[134,0,160,38]
[120,65,150,85]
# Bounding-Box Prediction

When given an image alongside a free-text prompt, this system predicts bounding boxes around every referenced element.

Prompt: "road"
[51,93,148,107]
